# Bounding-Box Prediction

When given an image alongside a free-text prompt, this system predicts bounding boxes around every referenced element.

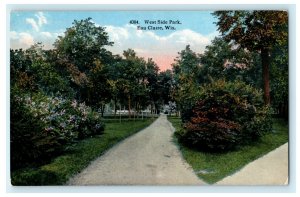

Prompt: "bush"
[22,93,105,139]
[11,90,46,170]
[10,88,105,170]
[176,80,272,151]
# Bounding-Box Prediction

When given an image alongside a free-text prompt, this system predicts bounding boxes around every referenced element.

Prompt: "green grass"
[11,118,156,185]
[167,116,289,184]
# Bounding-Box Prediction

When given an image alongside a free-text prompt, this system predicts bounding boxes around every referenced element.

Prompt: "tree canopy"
[54,17,113,73]
[213,11,288,105]
[213,11,288,51]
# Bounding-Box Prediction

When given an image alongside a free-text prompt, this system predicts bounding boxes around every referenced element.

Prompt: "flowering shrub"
[11,88,104,169]
[176,80,272,151]
[22,93,105,139]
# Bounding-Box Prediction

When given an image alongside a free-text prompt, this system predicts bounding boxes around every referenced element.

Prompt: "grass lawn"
[167,116,289,184]
[11,118,156,185]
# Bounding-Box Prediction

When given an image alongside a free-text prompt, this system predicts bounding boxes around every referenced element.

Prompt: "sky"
[10,11,219,71]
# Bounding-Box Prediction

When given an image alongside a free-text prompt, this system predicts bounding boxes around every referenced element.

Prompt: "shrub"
[10,88,105,170]
[22,93,105,139]
[11,89,46,170]
[176,80,272,151]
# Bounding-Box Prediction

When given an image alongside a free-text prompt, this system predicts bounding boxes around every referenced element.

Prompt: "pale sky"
[10,11,219,71]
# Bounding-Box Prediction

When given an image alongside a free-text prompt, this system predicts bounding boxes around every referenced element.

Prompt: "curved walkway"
[216,143,289,185]
[68,115,205,185]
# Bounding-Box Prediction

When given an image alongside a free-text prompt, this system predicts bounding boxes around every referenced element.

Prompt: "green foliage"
[10,88,104,170]
[87,60,112,116]
[53,18,114,104]
[213,11,288,52]
[176,80,272,151]
[172,45,201,84]
[145,58,162,111]
[270,41,288,119]
[31,61,74,96]
[199,37,257,84]
[54,17,113,73]
[107,49,162,115]
[171,45,201,117]
[10,46,74,97]
[10,49,37,92]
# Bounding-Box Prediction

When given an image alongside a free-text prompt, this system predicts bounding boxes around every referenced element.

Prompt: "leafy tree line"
[48,18,171,115]
[171,11,288,151]
[11,18,173,118]
[10,18,172,170]
[172,11,288,120]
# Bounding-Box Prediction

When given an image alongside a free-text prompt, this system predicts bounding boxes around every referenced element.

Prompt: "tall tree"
[54,17,113,73]
[88,60,112,117]
[157,69,173,105]
[213,11,288,105]
[270,38,288,119]
[145,58,160,113]
[118,49,150,117]
[54,18,113,103]
[172,45,201,118]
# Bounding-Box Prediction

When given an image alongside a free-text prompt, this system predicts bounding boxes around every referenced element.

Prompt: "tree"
[54,18,113,103]
[172,45,201,79]
[213,11,288,105]
[171,45,201,119]
[109,49,150,118]
[54,17,113,73]
[10,48,36,91]
[106,55,124,116]
[121,49,138,117]
[157,69,173,105]
[10,44,74,97]
[88,60,112,117]
[200,37,252,83]
[145,58,160,114]
[270,38,288,119]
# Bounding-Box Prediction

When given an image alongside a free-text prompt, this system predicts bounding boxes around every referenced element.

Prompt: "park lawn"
[11,118,156,185]
[167,116,289,184]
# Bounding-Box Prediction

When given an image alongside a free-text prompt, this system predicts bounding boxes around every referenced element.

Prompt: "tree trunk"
[128,95,131,118]
[119,103,122,123]
[133,102,136,121]
[281,100,288,120]
[100,104,105,117]
[261,48,271,105]
[114,97,117,117]
[284,101,288,120]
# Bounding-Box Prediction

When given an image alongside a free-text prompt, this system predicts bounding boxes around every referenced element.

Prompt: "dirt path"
[67,115,205,185]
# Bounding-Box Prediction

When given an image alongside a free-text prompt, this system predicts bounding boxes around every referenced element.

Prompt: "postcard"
[10,10,289,186]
